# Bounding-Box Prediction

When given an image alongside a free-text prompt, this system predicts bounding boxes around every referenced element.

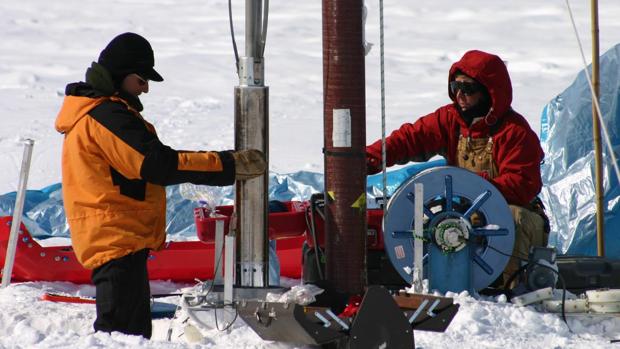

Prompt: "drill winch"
[383,166,516,293]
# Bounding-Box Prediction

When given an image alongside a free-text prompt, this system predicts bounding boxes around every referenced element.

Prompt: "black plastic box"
[556,256,620,294]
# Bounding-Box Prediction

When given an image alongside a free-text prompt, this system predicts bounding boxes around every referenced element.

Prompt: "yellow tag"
[351,193,366,209]
[327,191,335,201]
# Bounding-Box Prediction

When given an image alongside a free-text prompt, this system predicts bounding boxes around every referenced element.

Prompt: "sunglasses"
[450,81,483,96]
[135,74,149,86]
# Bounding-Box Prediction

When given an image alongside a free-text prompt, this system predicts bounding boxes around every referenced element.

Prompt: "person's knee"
[510,204,546,248]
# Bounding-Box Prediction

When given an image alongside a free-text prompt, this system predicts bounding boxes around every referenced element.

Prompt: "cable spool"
[382,166,515,293]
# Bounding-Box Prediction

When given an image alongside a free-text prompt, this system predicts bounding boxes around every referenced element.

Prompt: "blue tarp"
[0,173,323,239]
[0,163,443,240]
[540,43,620,257]
[366,159,446,207]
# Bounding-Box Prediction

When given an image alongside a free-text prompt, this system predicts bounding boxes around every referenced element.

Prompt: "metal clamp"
[314,311,331,328]
[426,299,441,318]
[325,309,349,330]
[408,299,429,323]
[254,306,275,327]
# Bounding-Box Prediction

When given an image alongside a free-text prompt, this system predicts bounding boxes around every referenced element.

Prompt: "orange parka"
[55,83,235,269]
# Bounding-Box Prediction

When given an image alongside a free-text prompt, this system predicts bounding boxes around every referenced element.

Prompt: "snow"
[1,0,620,348]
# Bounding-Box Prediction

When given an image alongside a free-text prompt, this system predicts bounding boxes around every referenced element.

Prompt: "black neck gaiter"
[456,96,491,126]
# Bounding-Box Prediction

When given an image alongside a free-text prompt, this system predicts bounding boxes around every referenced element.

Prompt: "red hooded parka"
[366,50,544,206]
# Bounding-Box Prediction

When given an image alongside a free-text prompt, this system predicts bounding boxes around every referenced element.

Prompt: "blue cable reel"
[382,166,515,294]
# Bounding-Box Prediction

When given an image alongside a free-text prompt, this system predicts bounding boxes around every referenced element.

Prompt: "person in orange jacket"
[366,50,548,288]
[55,32,264,338]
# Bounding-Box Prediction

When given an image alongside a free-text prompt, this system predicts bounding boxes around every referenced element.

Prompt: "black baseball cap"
[98,32,163,82]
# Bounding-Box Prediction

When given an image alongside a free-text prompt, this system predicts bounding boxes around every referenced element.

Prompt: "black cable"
[464,238,571,332]
[185,240,240,332]
[313,194,326,221]
[483,242,530,262]
[534,261,570,333]
[201,237,227,305]
[152,293,184,298]
[183,236,226,309]
[482,243,530,292]
[306,196,325,280]
[259,0,269,58]
[214,302,239,332]
[461,236,529,288]
[165,299,183,341]
[503,263,528,291]
[228,0,240,74]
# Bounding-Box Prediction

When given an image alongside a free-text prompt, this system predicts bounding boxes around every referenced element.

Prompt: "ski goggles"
[449,81,484,96]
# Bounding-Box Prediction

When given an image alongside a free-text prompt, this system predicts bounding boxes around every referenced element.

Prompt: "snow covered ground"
[4,281,620,349]
[1,0,620,348]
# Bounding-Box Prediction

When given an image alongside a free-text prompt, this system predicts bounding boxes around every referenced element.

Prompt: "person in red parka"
[366,50,548,288]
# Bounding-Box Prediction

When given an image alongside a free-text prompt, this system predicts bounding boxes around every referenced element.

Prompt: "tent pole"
[1,139,34,288]
[591,0,604,257]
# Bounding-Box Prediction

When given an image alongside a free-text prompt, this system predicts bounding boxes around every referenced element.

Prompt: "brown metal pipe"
[322,0,367,295]
[591,0,604,257]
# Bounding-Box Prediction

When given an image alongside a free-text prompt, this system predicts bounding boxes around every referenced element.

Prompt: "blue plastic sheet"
[0,183,68,239]
[366,159,446,208]
[540,43,620,257]
[0,164,443,239]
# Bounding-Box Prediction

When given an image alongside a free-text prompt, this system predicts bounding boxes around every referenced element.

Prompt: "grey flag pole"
[1,139,34,288]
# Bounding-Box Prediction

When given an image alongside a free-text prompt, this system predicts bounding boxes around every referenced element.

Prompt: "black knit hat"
[98,32,164,83]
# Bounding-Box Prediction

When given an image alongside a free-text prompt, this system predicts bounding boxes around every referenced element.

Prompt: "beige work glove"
[232,149,267,180]
[470,212,483,227]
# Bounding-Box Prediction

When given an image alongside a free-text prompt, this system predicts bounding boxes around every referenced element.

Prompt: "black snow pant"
[91,248,152,338]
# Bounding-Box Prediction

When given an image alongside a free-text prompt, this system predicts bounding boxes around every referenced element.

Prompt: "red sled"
[0,214,305,284]
[0,200,387,285]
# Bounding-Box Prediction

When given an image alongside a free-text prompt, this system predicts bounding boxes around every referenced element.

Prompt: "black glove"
[367,153,382,175]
